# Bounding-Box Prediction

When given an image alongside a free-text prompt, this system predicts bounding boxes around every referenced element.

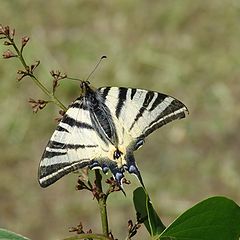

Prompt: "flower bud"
[10,28,15,37]
[3,41,11,46]
[0,25,4,34]
[4,26,10,35]
[22,36,30,47]
[2,50,16,59]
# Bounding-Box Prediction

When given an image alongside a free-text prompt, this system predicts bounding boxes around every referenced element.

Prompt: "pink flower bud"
[4,26,10,35]
[2,50,16,59]
[0,25,4,34]
[22,36,30,47]
[3,41,11,45]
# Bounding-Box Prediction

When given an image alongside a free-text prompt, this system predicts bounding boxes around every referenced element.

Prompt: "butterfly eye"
[113,149,122,159]
[134,139,145,150]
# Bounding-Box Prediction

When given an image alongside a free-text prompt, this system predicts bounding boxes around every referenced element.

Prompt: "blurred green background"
[0,1,240,239]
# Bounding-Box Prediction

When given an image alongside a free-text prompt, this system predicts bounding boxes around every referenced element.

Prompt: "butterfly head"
[80,81,91,95]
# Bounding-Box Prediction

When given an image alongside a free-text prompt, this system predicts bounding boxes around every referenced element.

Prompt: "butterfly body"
[38,82,188,187]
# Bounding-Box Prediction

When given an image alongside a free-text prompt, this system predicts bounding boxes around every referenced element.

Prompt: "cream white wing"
[97,87,188,142]
[38,98,109,187]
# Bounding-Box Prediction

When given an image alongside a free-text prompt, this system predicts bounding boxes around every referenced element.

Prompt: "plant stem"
[10,36,67,111]
[95,170,109,237]
[63,233,111,240]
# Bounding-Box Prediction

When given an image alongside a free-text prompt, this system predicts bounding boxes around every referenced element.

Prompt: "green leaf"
[0,229,30,240]
[159,196,240,240]
[133,187,166,236]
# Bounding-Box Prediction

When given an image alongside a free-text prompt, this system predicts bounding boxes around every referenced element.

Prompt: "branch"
[63,233,111,240]
[94,170,109,237]
[0,25,67,111]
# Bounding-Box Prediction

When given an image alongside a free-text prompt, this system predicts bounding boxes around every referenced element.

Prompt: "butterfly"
[38,81,188,188]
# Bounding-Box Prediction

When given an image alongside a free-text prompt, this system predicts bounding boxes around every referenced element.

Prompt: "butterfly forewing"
[38,98,108,187]
[97,87,188,140]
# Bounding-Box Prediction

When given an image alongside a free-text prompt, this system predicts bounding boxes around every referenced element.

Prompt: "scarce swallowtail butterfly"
[38,81,188,188]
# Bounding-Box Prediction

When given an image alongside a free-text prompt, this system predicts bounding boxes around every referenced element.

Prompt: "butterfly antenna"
[66,76,84,82]
[85,55,107,82]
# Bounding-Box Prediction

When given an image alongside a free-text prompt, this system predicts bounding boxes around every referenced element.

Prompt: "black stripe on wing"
[116,87,128,118]
[149,93,168,111]
[43,150,66,158]
[90,102,113,140]
[62,115,94,129]
[130,91,155,130]
[48,140,98,150]
[143,99,187,137]
[90,88,119,144]
[100,87,111,102]
[69,101,88,110]
[130,88,137,100]
[39,160,91,187]
[56,125,69,133]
